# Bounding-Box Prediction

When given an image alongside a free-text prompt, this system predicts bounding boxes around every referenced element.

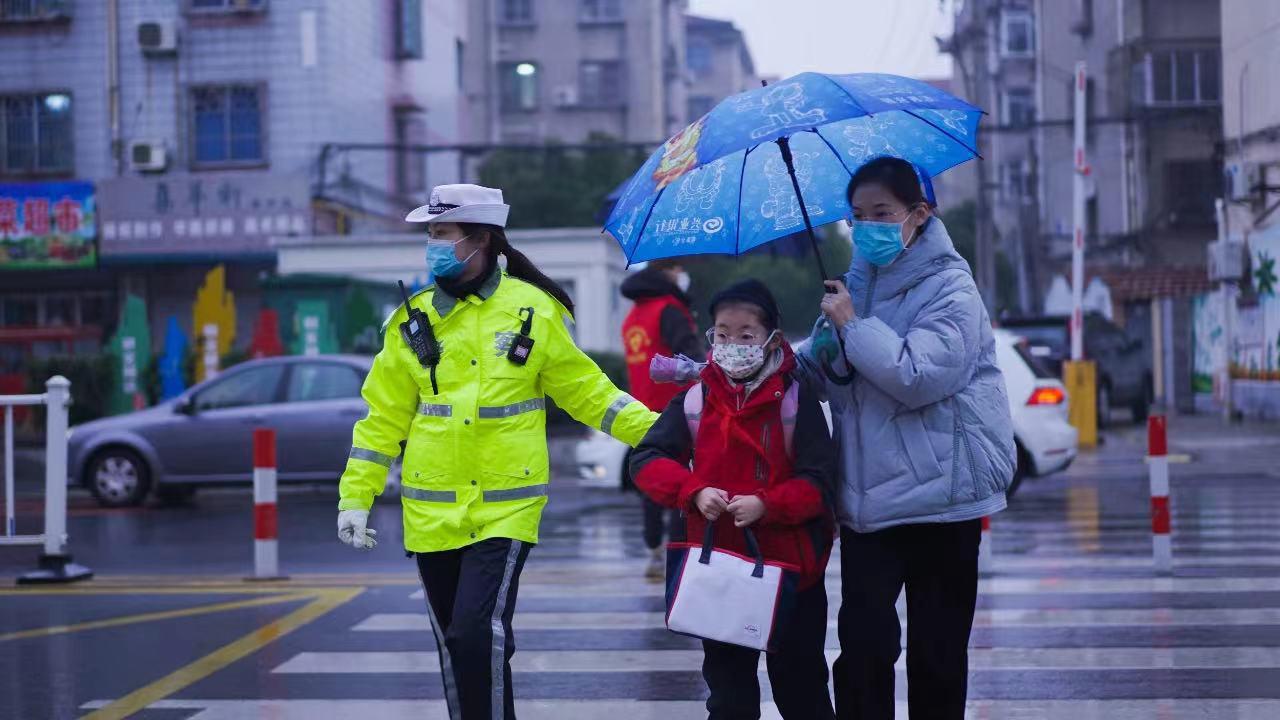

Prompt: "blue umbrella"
[604,72,983,282]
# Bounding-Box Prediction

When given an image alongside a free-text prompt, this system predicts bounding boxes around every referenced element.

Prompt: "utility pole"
[976,2,999,315]
[1071,61,1088,362]
[1215,198,1236,421]
[939,0,997,314]
[1065,60,1098,448]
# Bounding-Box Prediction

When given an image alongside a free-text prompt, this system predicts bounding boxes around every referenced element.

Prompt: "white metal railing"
[1,376,91,583]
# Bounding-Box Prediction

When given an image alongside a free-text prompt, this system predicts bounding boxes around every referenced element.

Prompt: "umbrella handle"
[777,136,857,386]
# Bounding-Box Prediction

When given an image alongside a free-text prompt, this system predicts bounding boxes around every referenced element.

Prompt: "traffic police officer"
[337,185,657,719]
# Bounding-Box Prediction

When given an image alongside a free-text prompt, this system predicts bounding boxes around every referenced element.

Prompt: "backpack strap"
[780,379,800,458]
[685,380,800,456]
[683,383,704,440]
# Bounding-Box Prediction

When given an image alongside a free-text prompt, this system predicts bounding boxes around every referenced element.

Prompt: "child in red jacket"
[630,279,837,720]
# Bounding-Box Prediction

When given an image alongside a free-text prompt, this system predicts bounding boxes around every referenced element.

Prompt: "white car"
[576,331,1078,497]
[994,328,1078,496]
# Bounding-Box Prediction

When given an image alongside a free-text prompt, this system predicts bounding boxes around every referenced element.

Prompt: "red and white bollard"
[1147,415,1172,575]
[978,516,993,574]
[251,428,285,580]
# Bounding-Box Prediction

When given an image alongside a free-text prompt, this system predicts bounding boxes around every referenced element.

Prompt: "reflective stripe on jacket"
[339,270,658,553]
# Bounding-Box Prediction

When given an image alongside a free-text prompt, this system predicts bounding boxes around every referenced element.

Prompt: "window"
[0,297,37,326]
[0,0,71,22]
[687,39,713,77]
[1002,160,1032,202]
[191,84,264,168]
[579,0,622,23]
[1001,10,1034,58]
[43,295,74,326]
[456,39,465,90]
[1072,0,1093,35]
[1002,88,1034,128]
[394,0,423,60]
[499,0,533,24]
[499,62,539,112]
[394,107,426,195]
[188,0,266,13]
[194,365,285,411]
[687,95,715,121]
[579,61,624,107]
[79,293,110,327]
[1165,160,1217,227]
[1140,49,1220,106]
[286,362,363,402]
[1,93,73,174]
[1015,341,1057,379]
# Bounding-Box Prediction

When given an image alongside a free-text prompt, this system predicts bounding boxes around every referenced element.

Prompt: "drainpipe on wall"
[107,0,122,175]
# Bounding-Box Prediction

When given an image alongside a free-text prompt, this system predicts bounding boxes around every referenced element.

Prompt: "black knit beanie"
[709,278,780,331]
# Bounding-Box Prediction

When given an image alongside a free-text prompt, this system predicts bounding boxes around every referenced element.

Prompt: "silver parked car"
[67,355,400,507]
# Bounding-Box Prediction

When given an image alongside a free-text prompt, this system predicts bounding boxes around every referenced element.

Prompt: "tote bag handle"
[698,520,766,578]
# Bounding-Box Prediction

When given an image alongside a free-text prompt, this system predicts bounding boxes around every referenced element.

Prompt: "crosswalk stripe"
[355,605,1280,633]
[272,646,1280,674]
[480,575,1280,599]
[75,699,1280,720]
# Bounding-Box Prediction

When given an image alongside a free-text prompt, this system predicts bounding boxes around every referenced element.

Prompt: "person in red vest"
[620,258,705,578]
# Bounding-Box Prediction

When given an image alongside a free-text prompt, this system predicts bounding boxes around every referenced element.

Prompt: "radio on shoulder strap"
[398,280,441,393]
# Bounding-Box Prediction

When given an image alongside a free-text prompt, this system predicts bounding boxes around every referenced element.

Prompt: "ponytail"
[463,223,576,317]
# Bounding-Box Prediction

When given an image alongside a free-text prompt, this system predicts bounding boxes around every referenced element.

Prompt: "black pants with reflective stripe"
[416,538,532,720]
[833,520,981,720]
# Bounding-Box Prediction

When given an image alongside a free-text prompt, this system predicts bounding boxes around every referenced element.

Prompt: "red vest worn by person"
[623,296,695,412]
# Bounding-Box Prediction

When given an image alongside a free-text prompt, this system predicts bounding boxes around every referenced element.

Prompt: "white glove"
[337,509,377,550]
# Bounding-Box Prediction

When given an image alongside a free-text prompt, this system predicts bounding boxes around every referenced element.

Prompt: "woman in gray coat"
[798,156,1016,720]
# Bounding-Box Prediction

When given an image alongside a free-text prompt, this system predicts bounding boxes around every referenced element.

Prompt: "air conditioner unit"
[128,140,168,172]
[137,19,177,55]
[553,85,579,108]
[1208,240,1246,282]
[1228,163,1261,202]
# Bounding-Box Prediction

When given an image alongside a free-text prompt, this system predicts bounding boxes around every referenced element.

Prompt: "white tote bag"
[665,523,800,652]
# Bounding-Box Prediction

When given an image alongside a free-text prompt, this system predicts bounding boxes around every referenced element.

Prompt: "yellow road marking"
[0,574,417,592]
[0,586,331,596]
[0,592,314,643]
[79,587,362,720]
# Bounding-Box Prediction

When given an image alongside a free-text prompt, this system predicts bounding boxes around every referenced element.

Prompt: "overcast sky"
[688,0,953,81]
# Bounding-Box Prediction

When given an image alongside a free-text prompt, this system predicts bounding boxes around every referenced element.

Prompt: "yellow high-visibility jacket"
[339,269,657,553]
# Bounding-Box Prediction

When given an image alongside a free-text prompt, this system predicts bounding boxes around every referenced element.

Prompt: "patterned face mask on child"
[711,331,778,380]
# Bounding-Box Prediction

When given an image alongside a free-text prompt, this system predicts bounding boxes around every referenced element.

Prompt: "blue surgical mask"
[851,220,906,267]
[426,236,478,279]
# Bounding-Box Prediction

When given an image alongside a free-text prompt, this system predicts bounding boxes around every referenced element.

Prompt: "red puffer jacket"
[630,343,837,588]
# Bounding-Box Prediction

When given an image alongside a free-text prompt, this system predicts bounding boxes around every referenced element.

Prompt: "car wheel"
[1007,442,1030,500]
[1096,381,1113,429]
[87,447,151,508]
[155,485,197,506]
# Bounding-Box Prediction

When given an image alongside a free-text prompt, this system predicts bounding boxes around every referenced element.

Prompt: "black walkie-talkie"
[507,307,536,366]
[398,281,441,393]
